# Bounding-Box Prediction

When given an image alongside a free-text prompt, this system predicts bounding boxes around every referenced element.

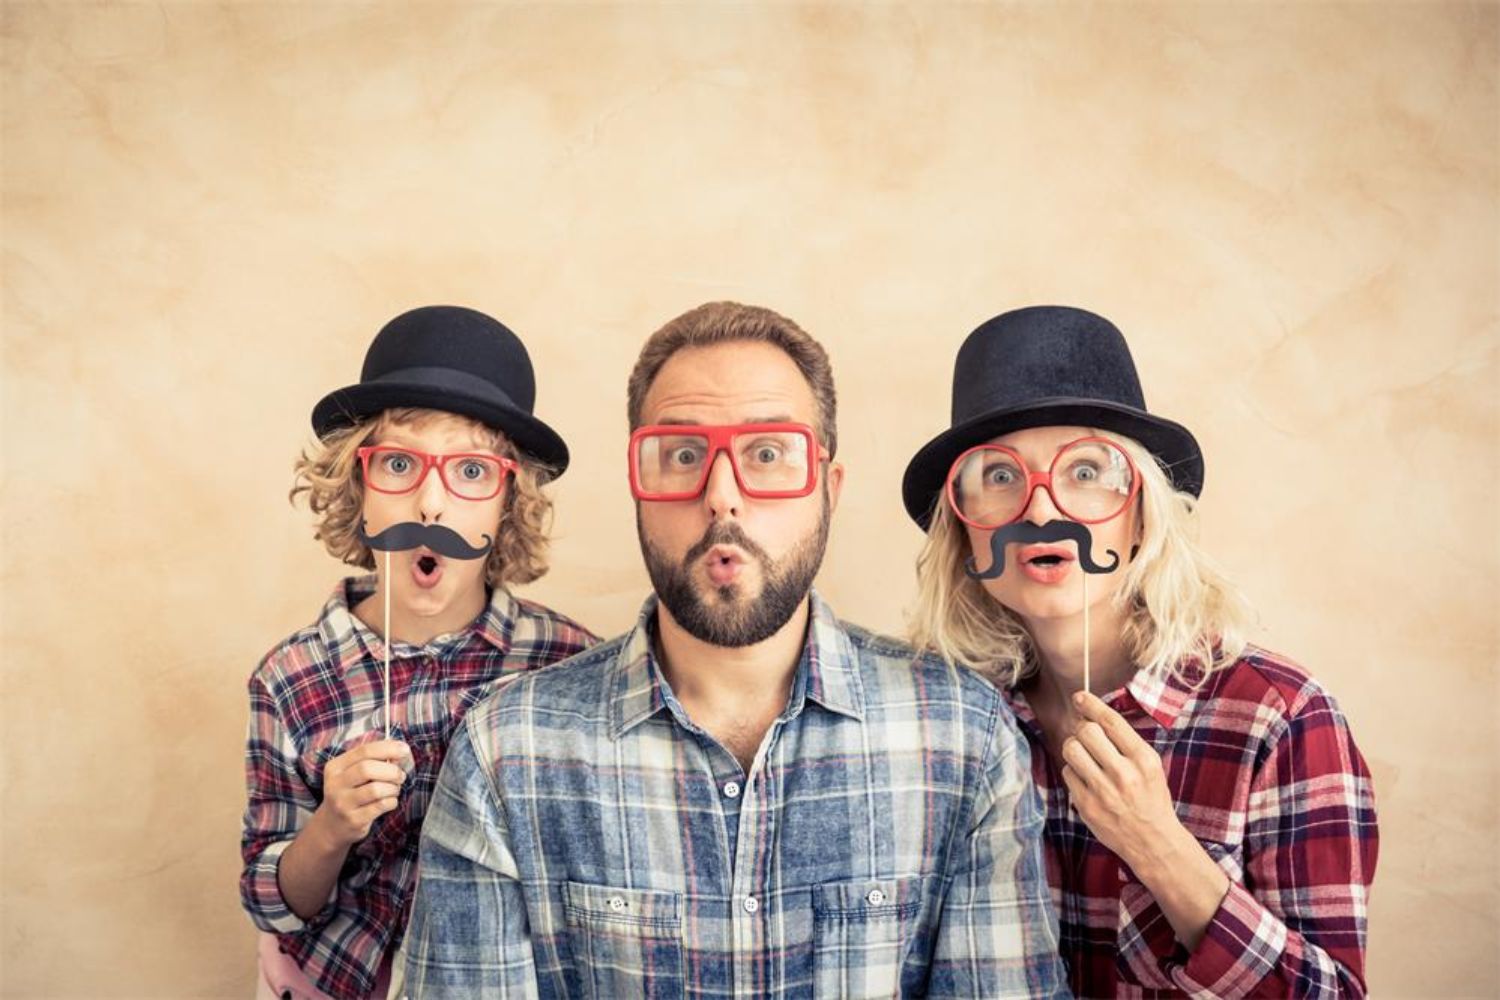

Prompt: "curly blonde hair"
[908,429,1255,689]
[289,408,554,588]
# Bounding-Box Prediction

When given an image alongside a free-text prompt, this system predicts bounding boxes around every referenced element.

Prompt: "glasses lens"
[635,432,711,496]
[366,448,424,494]
[949,447,1028,527]
[731,430,813,494]
[441,455,507,500]
[1051,440,1134,521]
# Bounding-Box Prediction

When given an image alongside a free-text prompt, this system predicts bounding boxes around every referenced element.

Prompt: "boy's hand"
[314,740,412,847]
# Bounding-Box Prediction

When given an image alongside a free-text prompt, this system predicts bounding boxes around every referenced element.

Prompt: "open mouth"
[704,545,746,587]
[411,551,444,588]
[1018,545,1075,572]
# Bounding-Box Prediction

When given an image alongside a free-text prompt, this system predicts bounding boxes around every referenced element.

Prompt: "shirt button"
[723,781,741,799]
[608,896,627,912]
[742,896,759,913]
[866,889,886,906]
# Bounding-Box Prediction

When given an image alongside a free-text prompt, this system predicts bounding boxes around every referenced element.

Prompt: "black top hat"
[902,305,1203,528]
[312,305,569,476]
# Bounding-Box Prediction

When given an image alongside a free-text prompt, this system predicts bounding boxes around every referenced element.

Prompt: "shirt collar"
[1123,664,1194,730]
[609,589,864,739]
[318,575,517,674]
[1001,661,1194,733]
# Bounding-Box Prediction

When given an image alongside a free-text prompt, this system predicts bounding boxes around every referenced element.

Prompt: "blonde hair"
[908,429,1254,689]
[289,408,554,588]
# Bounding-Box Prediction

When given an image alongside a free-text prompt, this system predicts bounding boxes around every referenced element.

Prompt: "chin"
[985,588,1078,623]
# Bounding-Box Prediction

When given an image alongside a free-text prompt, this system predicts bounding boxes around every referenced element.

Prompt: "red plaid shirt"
[1003,646,1378,998]
[240,577,597,1000]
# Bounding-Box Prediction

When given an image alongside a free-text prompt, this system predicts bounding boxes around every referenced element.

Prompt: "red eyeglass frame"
[628,422,830,501]
[944,435,1141,529]
[356,445,519,501]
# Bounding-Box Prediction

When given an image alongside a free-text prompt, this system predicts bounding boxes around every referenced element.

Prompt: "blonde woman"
[240,306,596,999]
[903,306,1377,998]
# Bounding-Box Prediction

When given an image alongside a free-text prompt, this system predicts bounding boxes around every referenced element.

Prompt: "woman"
[902,306,1377,998]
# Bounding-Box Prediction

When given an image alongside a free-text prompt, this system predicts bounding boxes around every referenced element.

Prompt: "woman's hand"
[1058,690,1180,870]
[1059,690,1229,949]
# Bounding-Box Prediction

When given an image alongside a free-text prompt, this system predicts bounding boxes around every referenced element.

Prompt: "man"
[404,302,1068,997]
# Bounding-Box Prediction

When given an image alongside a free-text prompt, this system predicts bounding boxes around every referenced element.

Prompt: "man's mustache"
[685,521,772,567]
[357,520,492,560]
[964,519,1121,580]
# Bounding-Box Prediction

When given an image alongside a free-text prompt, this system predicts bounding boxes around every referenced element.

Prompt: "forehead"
[986,425,1100,458]
[375,409,505,452]
[641,341,817,426]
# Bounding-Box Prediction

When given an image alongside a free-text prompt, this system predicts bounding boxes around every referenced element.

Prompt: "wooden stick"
[1082,569,1090,696]
[383,549,391,740]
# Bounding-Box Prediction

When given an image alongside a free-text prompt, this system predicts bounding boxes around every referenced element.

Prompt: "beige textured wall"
[3,3,1496,996]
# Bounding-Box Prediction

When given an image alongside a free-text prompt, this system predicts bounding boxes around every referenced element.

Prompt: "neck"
[1023,596,1136,705]
[355,576,488,647]
[654,596,811,717]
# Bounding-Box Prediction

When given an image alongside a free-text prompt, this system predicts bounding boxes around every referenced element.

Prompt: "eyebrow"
[371,435,502,455]
[652,415,797,427]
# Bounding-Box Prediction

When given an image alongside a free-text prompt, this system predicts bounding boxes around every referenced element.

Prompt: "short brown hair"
[626,302,838,457]
[289,408,554,588]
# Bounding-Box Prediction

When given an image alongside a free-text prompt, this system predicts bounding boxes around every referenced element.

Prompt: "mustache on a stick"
[964,519,1121,580]
[357,520,492,560]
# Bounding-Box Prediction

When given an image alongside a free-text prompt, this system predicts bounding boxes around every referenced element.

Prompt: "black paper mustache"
[357,520,493,561]
[964,519,1121,580]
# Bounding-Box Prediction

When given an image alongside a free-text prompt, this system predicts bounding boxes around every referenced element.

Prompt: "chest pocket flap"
[812,875,929,998]
[562,881,683,999]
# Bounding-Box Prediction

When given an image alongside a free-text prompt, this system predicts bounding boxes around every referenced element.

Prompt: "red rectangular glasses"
[628,423,828,501]
[357,446,519,501]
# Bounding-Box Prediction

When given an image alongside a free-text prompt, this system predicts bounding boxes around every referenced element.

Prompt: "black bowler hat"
[312,305,569,476]
[902,305,1203,528]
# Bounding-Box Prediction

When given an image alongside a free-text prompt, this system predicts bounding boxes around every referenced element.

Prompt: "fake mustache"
[357,520,493,561]
[964,519,1121,581]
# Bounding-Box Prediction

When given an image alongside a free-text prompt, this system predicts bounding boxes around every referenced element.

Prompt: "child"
[240,305,597,1000]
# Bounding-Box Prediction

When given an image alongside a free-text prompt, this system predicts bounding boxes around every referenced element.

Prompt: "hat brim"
[311,374,570,478]
[901,398,1204,529]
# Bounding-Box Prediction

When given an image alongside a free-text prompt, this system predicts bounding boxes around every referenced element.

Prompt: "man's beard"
[639,497,831,649]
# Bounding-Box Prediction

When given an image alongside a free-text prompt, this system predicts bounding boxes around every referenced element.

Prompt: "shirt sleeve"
[404,712,539,997]
[1171,690,1379,998]
[239,673,337,935]
[927,706,1071,999]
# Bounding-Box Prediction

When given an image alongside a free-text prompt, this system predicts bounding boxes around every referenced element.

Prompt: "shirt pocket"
[812,875,927,999]
[562,881,684,999]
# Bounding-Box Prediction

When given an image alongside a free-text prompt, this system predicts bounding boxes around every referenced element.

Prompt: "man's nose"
[702,451,743,519]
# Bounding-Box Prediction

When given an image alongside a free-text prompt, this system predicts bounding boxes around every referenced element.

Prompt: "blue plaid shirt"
[406,592,1068,998]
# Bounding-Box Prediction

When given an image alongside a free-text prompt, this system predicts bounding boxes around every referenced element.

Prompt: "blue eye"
[384,453,414,475]
[670,447,704,467]
[458,461,487,481]
[984,464,1019,486]
[1069,462,1101,483]
[746,443,784,465]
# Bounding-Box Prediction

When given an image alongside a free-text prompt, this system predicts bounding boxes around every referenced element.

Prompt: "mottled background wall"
[2,2,1495,996]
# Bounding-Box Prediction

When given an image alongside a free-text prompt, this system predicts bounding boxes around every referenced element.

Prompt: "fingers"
[353,781,403,806]
[1073,690,1151,759]
[326,741,412,788]
[1060,734,1110,793]
[1060,764,1094,813]
[348,739,413,764]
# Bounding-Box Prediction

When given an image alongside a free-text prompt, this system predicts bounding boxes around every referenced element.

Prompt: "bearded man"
[404,302,1068,999]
